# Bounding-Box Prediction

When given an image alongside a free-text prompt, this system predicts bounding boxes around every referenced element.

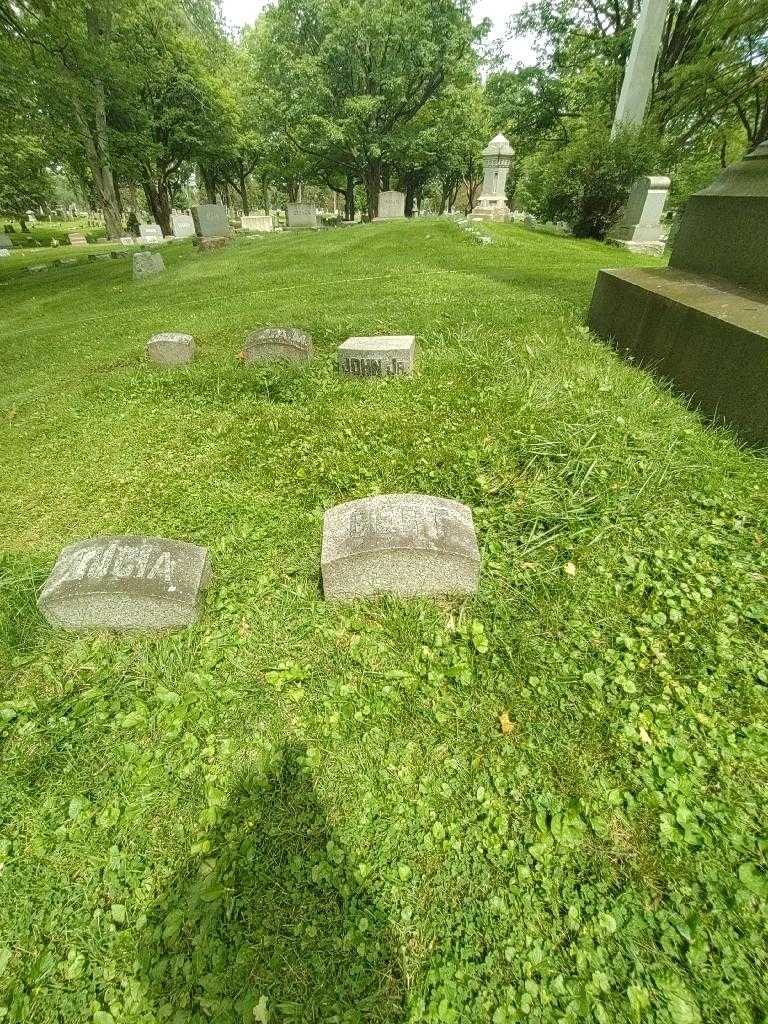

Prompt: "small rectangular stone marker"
[133,251,165,279]
[58,257,77,267]
[0,233,12,248]
[28,264,47,273]
[377,191,406,220]
[243,327,313,363]
[286,203,318,229]
[241,215,273,232]
[38,536,210,630]
[0,249,9,257]
[322,494,481,601]
[170,213,196,238]
[608,174,671,254]
[68,232,87,246]
[139,223,164,243]
[147,332,195,366]
[192,203,231,238]
[120,236,136,245]
[338,335,415,377]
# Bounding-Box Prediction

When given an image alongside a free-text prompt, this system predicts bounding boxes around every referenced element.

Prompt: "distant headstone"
[243,327,313,363]
[120,236,135,245]
[27,264,47,273]
[68,232,88,246]
[192,204,231,238]
[139,223,164,243]
[171,213,196,238]
[38,535,210,630]
[338,335,415,377]
[377,191,406,220]
[286,203,318,229]
[0,233,11,248]
[321,494,481,600]
[0,249,9,258]
[147,332,195,367]
[110,250,129,259]
[607,175,671,254]
[241,214,274,232]
[133,251,165,279]
[473,133,515,222]
[58,257,78,267]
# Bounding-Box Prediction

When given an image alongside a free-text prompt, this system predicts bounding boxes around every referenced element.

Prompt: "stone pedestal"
[376,191,406,220]
[286,203,318,229]
[471,133,514,222]
[588,142,768,444]
[192,204,231,238]
[241,215,274,232]
[607,175,670,254]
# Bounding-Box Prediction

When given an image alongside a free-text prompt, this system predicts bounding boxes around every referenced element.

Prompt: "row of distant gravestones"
[37,330,482,631]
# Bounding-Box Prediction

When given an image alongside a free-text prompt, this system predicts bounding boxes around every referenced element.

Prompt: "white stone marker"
[607,175,671,254]
[321,494,481,601]
[286,203,319,229]
[38,536,210,629]
[120,236,136,245]
[133,251,165,279]
[68,232,88,246]
[338,335,415,377]
[243,327,313,363]
[377,191,406,220]
[241,215,274,232]
[139,223,164,243]
[472,133,514,222]
[147,332,195,366]
[170,214,196,238]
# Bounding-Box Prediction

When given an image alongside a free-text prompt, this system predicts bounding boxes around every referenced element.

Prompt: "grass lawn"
[1,220,766,1024]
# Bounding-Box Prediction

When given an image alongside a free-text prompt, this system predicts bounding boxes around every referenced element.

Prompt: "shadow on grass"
[142,743,405,1023]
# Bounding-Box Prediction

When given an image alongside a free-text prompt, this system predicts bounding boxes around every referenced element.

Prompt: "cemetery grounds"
[0,220,766,1023]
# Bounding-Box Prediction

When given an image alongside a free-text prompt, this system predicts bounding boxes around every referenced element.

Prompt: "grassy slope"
[0,221,766,1024]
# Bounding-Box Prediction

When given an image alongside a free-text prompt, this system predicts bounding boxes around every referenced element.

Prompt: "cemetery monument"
[377,191,406,220]
[68,231,88,246]
[589,141,768,444]
[147,333,196,366]
[471,133,514,222]
[192,203,231,238]
[321,494,481,600]
[171,213,196,238]
[38,536,210,629]
[133,250,165,279]
[286,203,319,229]
[607,175,671,254]
[243,327,314,363]
[241,215,274,232]
[139,223,164,243]
[338,335,415,377]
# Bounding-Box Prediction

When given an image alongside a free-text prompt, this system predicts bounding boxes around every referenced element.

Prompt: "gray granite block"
[322,494,480,600]
[338,335,415,377]
[147,332,195,366]
[38,536,210,630]
[243,327,314,363]
[133,251,165,279]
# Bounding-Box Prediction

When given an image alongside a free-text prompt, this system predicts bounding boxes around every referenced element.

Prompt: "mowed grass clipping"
[0,220,766,1024]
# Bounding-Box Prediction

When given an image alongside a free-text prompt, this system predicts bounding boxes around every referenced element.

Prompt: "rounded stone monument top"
[482,133,514,158]
[701,139,768,198]
[641,175,672,189]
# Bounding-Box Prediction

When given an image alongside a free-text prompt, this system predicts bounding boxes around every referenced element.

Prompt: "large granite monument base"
[588,142,768,445]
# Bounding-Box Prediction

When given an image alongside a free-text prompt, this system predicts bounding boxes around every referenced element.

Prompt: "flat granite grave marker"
[0,233,12,249]
[38,535,210,630]
[147,332,195,366]
[286,203,318,229]
[170,213,196,238]
[192,203,231,238]
[139,223,164,243]
[243,327,314,363]
[68,232,88,246]
[241,214,274,232]
[321,494,481,601]
[133,251,165,279]
[607,175,671,254]
[338,335,415,377]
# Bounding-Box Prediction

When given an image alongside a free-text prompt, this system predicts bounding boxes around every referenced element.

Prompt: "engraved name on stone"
[321,494,480,600]
[243,327,314,363]
[337,335,415,378]
[38,536,210,630]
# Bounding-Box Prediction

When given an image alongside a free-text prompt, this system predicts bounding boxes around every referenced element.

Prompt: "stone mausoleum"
[471,133,514,222]
[589,141,768,444]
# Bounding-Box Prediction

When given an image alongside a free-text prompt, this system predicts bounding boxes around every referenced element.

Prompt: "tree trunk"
[142,175,163,226]
[156,179,172,235]
[363,162,381,220]
[286,180,299,203]
[239,159,250,216]
[262,174,271,213]
[381,167,391,191]
[198,164,217,204]
[344,173,355,220]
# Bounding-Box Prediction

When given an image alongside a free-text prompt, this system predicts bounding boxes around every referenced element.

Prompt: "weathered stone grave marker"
[171,213,196,238]
[38,536,210,629]
[196,236,228,253]
[139,223,164,243]
[147,332,195,366]
[321,494,481,600]
[192,203,231,238]
[133,251,165,279]
[243,327,314,363]
[241,214,274,232]
[607,175,670,254]
[286,203,319,229]
[338,335,415,377]
[377,191,406,220]
[0,233,12,249]
[68,232,88,246]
